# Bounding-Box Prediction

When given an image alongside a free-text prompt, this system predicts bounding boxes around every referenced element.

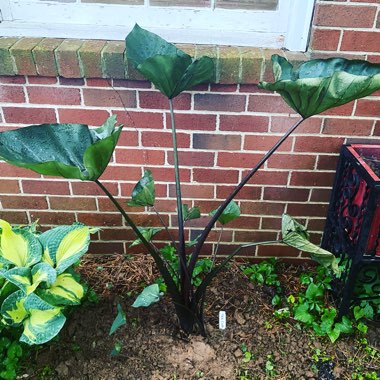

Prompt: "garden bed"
[26,255,379,380]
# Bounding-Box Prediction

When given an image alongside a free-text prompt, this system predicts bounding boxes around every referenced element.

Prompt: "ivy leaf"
[109,304,127,336]
[294,302,314,325]
[128,170,155,207]
[259,55,380,118]
[132,284,162,308]
[210,200,240,225]
[182,204,201,222]
[305,283,324,301]
[335,316,354,334]
[110,341,122,357]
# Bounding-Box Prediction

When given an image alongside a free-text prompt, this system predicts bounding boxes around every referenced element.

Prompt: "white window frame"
[0,0,315,51]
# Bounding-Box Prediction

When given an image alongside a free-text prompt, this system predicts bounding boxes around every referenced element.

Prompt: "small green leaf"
[294,302,314,325]
[210,200,240,225]
[335,316,353,334]
[132,284,161,308]
[129,227,162,247]
[182,204,201,221]
[109,304,127,335]
[110,341,122,357]
[271,294,281,306]
[128,170,155,207]
[356,321,368,334]
[305,283,324,300]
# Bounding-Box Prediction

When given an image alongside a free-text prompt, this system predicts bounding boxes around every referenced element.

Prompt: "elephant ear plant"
[0,25,380,336]
[0,220,93,345]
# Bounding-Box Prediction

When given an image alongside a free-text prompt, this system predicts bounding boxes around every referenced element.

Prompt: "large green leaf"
[210,200,240,225]
[0,220,42,268]
[126,24,214,99]
[128,170,155,207]
[37,272,85,306]
[0,116,122,181]
[259,55,380,118]
[281,214,339,273]
[38,224,91,275]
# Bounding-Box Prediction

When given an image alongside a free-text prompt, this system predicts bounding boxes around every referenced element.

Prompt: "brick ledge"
[0,37,309,84]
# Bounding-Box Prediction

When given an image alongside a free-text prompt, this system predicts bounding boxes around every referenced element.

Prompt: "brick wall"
[0,0,379,262]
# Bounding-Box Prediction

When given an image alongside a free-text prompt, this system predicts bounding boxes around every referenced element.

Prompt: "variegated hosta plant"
[0,220,92,345]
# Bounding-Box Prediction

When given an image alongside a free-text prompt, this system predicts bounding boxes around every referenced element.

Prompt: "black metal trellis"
[321,144,380,318]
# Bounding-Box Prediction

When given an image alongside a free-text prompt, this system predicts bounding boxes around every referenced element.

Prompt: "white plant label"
[219,310,226,330]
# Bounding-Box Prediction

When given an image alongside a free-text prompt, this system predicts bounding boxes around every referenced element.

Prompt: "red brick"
[374,120,380,136]
[314,4,377,28]
[0,180,20,194]
[271,117,321,134]
[310,189,332,202]
[28,77,58,85]
[210,84,238,92]
[117,130,139,147]
[320,102,354,116]
[114,111,164,129]
[22,180,70,195]
[58,109,110,126]
[99,166,143,181]
[168,151,215,167]
[86,79,110,87]
[115,149,165,165]
[286,203,329,217]
[194,94,246,112]
[29,211,76,225]
[49,197,97,211]
[310,29,341,51]
[267,154,316,170]
[355,100,380,117]
[193,133,241,150]
[139,91,191,110]
[0,86,25,103]
[317,155,339,170]
[0,77,25,84]
[307,218,328,231]
[227,216,260,230]
[99,228,136,241]
[248,95,293,114]
[263,187,310,202]
[193,169,239,184]
[27,87,81,105]
[217,152,262,168]
[3,107,57,124]
[166,113,217,131]
[240,201,285,216]
[219,115,269,133]
[290,172,335,187]
[235,231,278,243]
[1,195,48,210]
[88,242,124,254]
[59,78,84,86]
[323,118,373,135]
[83,88,136,108]
[78,213,123,227]
[216,185,261,200]
[341,31,380,52]
[0,163,41,178]
[257,245,299,258]
[244,135,293,152]
[70,181,118,196]
[261,217,282,230]
[168,184,214,199]
[112,79,151,88]
[97,197,142,212]
[0,211,28,224]
[142,131,190,148]
[142,167,191,182]
[242,170,289,185]
[294,136,344,153]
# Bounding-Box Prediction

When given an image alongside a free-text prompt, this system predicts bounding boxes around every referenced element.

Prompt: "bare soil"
[26,255,380,380]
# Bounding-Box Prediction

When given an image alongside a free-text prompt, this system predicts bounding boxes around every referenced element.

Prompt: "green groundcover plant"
[0,220,93,345]
[0,25,379,335]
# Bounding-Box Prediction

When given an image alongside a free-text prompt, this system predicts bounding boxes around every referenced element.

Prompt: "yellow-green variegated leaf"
[21,293,66,345]
[0,267,33,294]
[1,290,28,326]
[37,272,85,306]
[31,263,57,288]
[38,224,91,274]
[0,220,42,267]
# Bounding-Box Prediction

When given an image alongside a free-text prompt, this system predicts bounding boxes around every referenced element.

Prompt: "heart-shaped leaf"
[210,200,240,225]
[109,303,127,335]
[128,170,155,207]
[182,204,201,221]
[132,284,161,308]
[126,24,214,99]
[259,55,380,118]
[129,227,161,247]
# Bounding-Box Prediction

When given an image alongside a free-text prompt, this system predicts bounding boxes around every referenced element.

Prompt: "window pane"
[216,0,278,10]
[150,0,210,7]
[81,0,144,4]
